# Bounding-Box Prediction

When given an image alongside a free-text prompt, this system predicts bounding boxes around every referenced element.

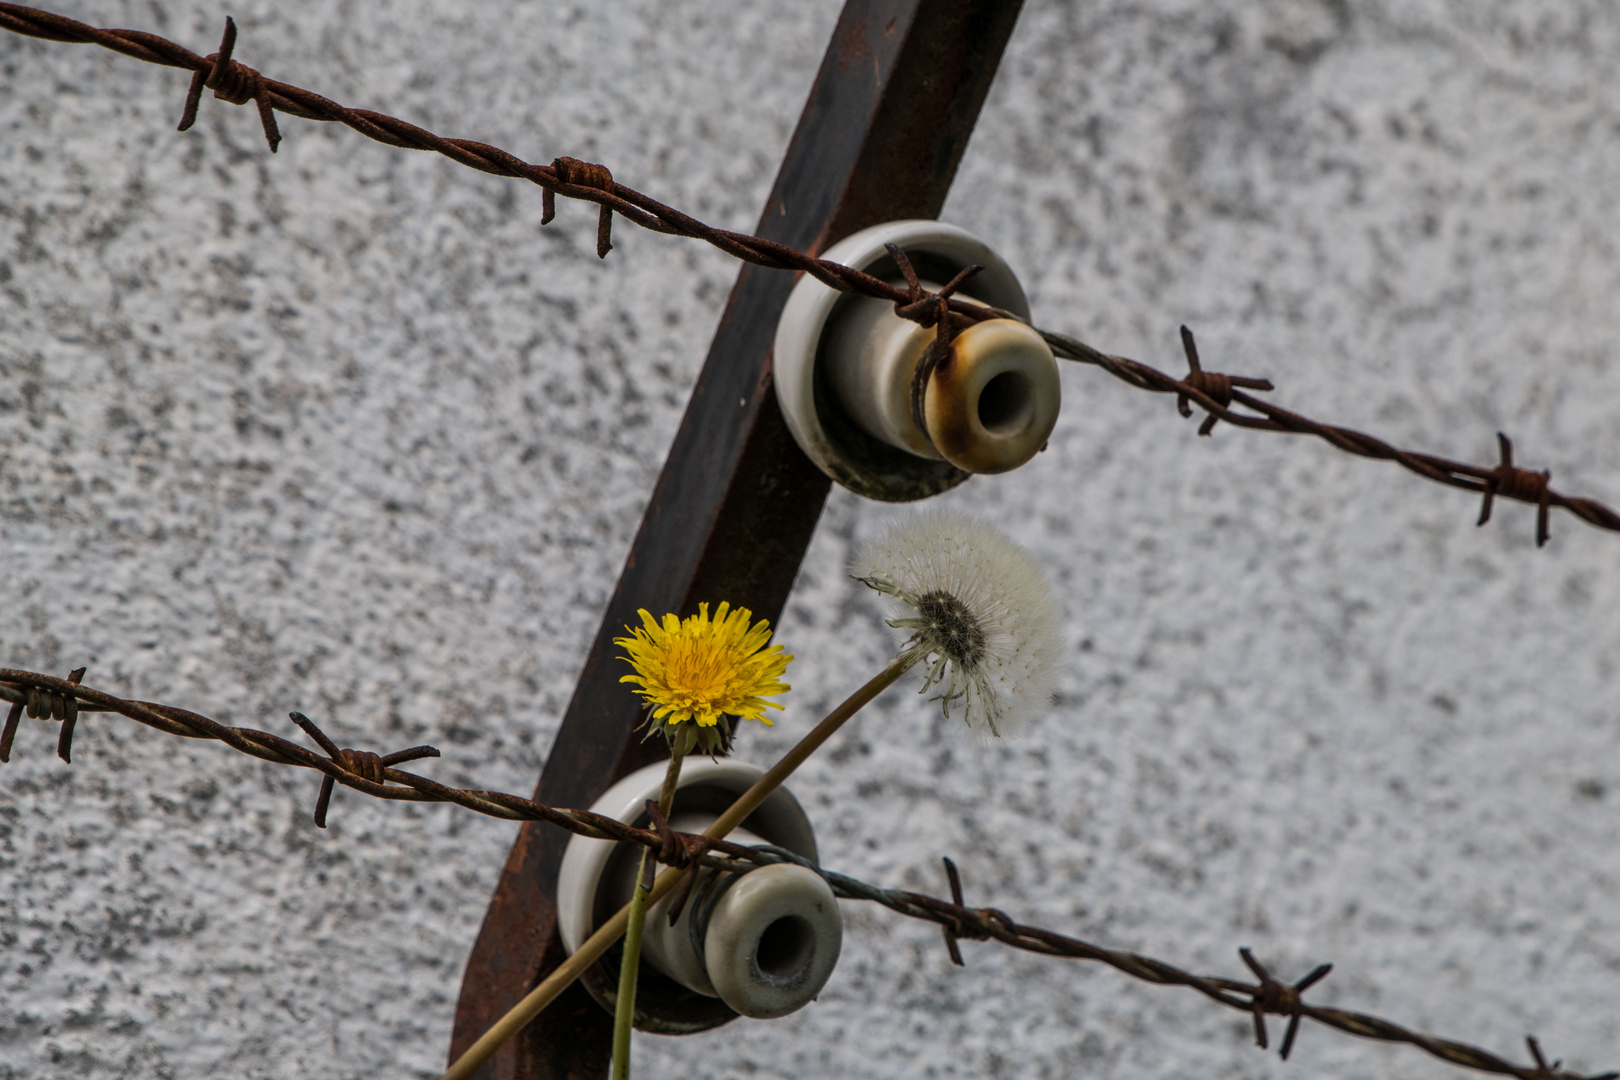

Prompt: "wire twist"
[1240,947,1333,1060]
[1479,433,1553,547]
[0,665,85,763]
[546,156,615,257]
[176,18,280,150]
[1176,325,1275,436]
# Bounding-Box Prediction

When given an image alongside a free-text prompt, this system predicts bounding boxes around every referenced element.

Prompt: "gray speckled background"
[3,2,1619,1078]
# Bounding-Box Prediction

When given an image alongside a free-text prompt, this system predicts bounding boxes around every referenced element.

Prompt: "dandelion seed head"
[854,509,1063,739]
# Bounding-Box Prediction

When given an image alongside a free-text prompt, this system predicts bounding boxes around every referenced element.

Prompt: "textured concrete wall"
[3,2,1618,1078]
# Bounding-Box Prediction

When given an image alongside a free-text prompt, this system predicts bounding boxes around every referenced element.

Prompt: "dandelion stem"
[610,747,686,1080]
[439,657,910,1080]
[611,856,653,1080]
[701,655,910,841]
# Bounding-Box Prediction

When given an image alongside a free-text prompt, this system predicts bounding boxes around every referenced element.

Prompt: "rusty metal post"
[449,2,1024,1075]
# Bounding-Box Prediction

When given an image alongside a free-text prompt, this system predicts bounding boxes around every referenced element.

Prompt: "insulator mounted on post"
[555,760,841,1034]
[774,220,1061,502]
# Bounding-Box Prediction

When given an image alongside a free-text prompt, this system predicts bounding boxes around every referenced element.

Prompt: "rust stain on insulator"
[924,318,1060,475]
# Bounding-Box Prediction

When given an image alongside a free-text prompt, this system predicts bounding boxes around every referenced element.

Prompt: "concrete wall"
[3,2,1617,1077]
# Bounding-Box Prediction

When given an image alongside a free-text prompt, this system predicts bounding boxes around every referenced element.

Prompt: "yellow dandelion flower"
[616,602,792,742]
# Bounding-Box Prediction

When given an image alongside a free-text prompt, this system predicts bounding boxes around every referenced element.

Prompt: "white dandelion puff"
[853,509,1063,738]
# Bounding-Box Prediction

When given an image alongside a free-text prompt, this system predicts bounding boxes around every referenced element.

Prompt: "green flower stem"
[612,856,653,1080]
[610,740,688,1080]
[439,657,911,1080]
[701,655,911,842]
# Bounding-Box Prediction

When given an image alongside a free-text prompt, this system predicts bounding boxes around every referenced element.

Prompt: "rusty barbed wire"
[3,4,1618,547]
[0,667,1612,1080]
[0,6,930,289]
[1041,326,1618,547]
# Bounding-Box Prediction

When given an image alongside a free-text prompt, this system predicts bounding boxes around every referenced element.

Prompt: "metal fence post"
[449,2,1024,1074]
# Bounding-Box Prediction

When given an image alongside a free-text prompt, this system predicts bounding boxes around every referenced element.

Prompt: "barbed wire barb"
[1239,947,1333,1060]
[1530,1036,1619,1080]
[176,16,280,150]
[1479,433,1553,547]
[288,711,441,828]
[1176,324,1275,436]
[939,857,970,967]
[0,664,86,763]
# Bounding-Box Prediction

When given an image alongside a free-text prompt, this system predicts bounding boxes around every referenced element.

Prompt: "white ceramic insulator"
[921,316,1061,475]
[555,759,834,1031]
[773,219,1056,499]
[636,811,767,999]
[702,862,843,1019]
[823,290,945,460]
[823,293,1060,474]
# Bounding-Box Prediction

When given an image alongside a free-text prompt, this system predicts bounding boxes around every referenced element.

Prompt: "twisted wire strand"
[0,669,1611,1080]
[2,4,1617,545]
[1041,329,1619,545]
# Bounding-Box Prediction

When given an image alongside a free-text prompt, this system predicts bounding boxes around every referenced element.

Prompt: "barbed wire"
[1,666,1612,1080]
[1041,327,1618,547]
[3,4,1617,546]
